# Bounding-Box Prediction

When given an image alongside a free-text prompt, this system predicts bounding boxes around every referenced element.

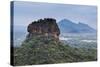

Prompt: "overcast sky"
[13,1,97,29]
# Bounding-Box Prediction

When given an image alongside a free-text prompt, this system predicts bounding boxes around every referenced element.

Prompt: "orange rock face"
[27,18,60,39]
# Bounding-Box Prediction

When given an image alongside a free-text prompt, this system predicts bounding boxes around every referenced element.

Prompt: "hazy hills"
[58,19,96,33]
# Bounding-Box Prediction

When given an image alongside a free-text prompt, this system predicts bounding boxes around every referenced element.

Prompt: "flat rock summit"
[27,18,60,39]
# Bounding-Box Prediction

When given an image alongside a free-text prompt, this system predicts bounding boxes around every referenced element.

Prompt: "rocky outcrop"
[13,19,97,66]
[27,18,60,39]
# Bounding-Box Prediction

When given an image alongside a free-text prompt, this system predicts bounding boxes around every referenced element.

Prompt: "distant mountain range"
[58,19,96,33]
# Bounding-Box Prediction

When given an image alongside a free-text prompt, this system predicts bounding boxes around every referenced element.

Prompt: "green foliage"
[13,36,97,66]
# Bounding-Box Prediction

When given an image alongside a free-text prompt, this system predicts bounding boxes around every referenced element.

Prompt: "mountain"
[58,19,96,33]
[13,18,97,66]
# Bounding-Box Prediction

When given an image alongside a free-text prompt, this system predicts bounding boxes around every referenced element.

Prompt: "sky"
[13,1,97,29]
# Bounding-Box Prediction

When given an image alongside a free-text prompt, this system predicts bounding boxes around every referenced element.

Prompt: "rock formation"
[27,18,60,39]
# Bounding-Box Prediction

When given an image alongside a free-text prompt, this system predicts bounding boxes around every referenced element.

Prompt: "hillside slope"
[13,35,97,66]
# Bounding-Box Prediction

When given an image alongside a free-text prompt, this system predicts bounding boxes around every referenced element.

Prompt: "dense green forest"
[13,35,97,66]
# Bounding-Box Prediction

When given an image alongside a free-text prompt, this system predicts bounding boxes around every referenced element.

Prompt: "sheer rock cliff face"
[27,18,60,39]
